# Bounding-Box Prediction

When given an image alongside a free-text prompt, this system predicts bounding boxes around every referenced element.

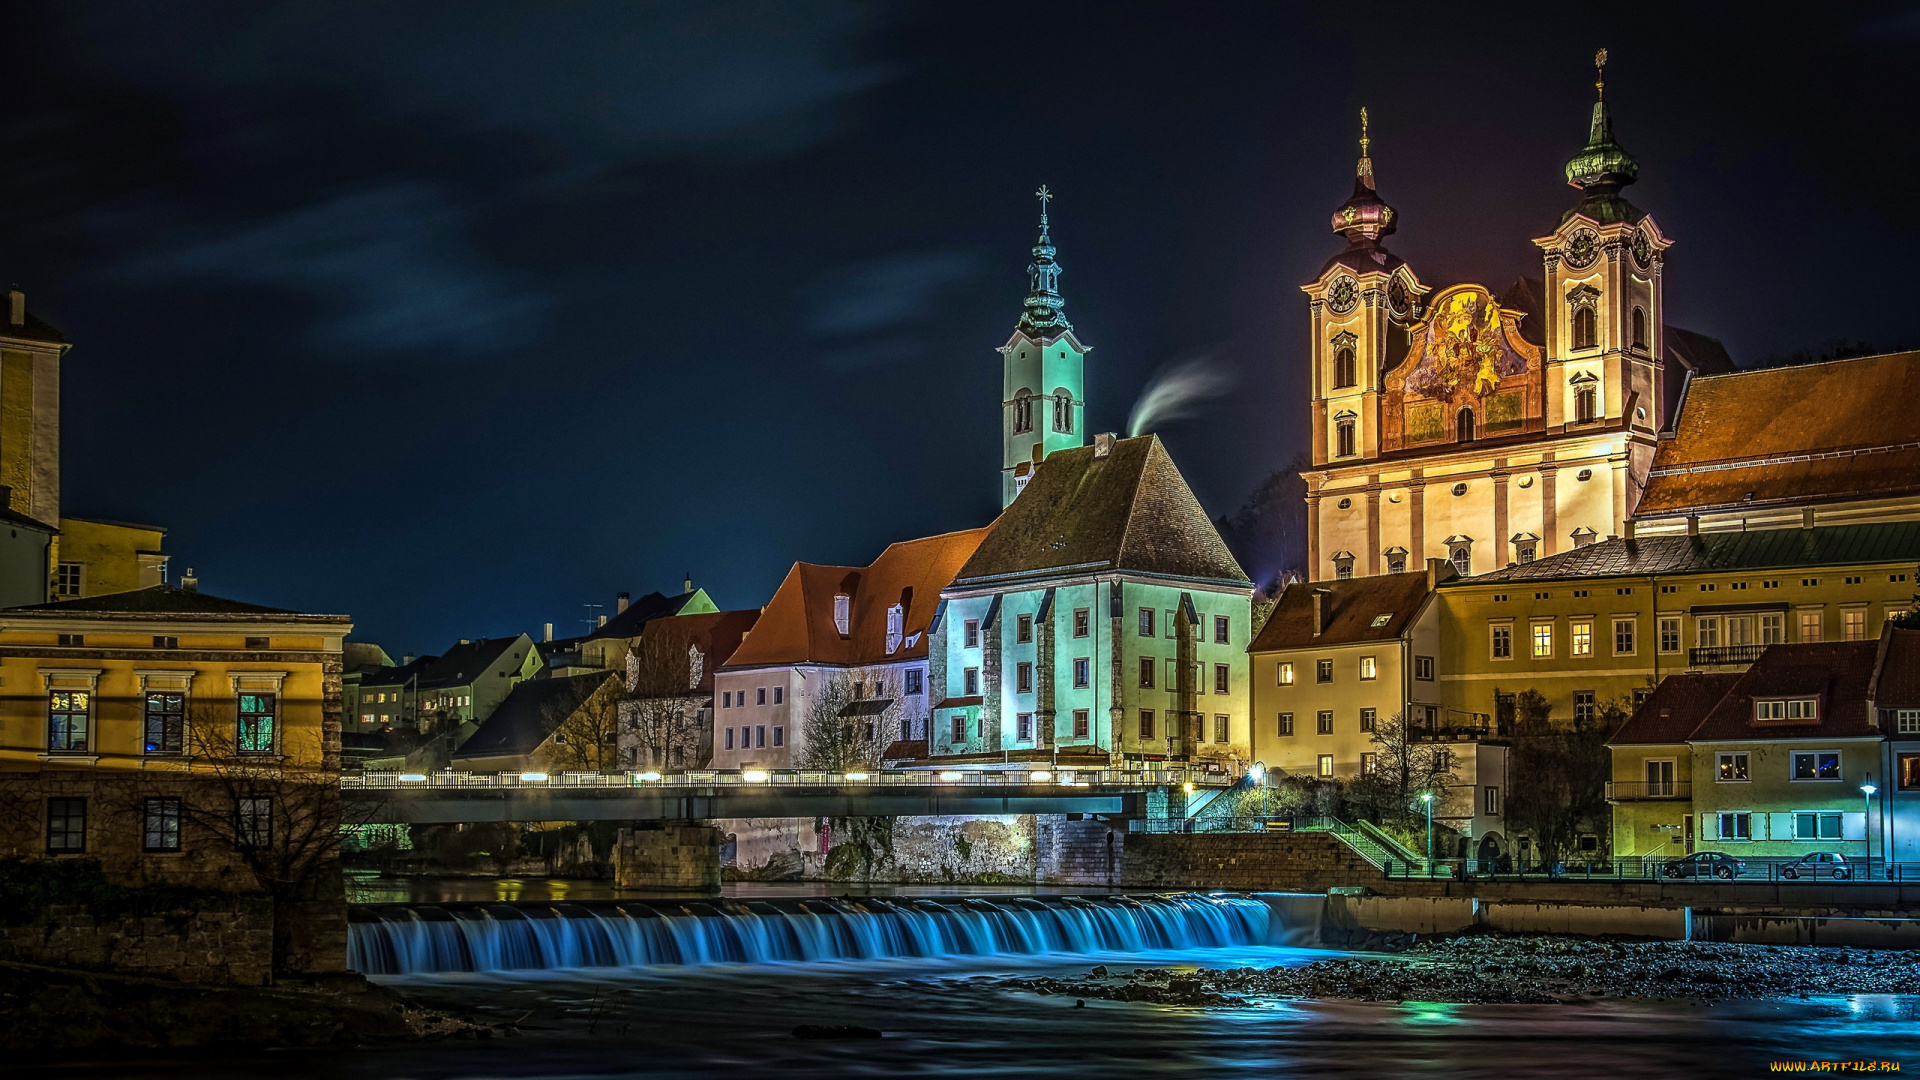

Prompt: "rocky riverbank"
[996,935,1920,1005]
[0,962,489,1053]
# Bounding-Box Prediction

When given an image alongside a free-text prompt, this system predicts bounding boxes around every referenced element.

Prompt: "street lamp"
[1420,791,1435,876]
[1862,776,1879,877]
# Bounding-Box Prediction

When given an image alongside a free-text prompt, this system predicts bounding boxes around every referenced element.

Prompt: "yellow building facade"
[54,516,168,599]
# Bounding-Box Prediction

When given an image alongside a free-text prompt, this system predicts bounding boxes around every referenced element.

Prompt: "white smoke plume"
[1126,354,1236,437]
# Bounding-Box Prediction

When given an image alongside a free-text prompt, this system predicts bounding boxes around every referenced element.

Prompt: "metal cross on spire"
[1595,47,1608,99]
[1035,184,1053,227]
[1359,106,1371,159]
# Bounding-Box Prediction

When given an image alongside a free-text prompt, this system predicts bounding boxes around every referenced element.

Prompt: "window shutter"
[1843,812,1867,842]
[1767,812,1794,841]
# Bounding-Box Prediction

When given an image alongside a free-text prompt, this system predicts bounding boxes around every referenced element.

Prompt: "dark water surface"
[29,945,1920,1080]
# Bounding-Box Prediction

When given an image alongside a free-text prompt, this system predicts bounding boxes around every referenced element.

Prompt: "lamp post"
[1420,791,1435,876]
[1862,776,1879,879]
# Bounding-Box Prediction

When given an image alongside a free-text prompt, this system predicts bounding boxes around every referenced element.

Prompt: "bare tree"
[543,674,626,772]
[622,633,703,770]
[1502,689,1618,867]
[172,705,351,975]
[796,671,894,773]
[1345,710,1459,827]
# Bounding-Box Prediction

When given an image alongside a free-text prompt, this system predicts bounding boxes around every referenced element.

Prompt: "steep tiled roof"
[1871,627,1920,712]
[953,435,1248,588]
[1689,641,1882,742]
[1462,522,1920,585]
[632,609,760,693]
[1638,351,1920,517]
[1609,673,1742,745]
[585,589,708,642]
[1249,571,1436,653]
[724,528,989,670]
[0,307,67,346]
[452,671,619,759]
[0,585,338,618]
[356,653,435,690]
[416,635,531,689]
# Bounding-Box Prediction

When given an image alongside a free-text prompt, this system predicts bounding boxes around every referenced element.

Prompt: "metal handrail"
[341,765,1235,791]
[1689,644,1767,666]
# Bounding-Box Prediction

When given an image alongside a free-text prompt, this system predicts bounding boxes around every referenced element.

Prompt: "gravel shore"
[996,936,1920,1005]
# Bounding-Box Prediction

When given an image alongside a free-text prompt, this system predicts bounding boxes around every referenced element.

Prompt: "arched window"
[1333,554,1355,580]
[1573,306,1598,350]
[1449,541,1472,577]
[1456,407,1475,443]
[1631,307,1648,351]
[1575,385,1598,423]
[1051,388,1074,434]
[1336,417,1356,458]
[1013,389,1034,434]
[1333,347,1357,390]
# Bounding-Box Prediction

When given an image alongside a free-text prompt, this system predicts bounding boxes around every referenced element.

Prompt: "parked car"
[1662,851,1747,879]
[1781,852,1852,880]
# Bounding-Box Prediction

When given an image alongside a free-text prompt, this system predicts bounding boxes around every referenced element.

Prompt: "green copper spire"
[1562,48,1644,224]
[1017,185,1072,336]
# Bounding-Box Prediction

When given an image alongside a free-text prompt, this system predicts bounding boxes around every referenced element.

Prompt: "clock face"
[1563,227,1600,269]
[1387,277,1409,316]
[1328,276,1358,314]
[1631,230,1653,270]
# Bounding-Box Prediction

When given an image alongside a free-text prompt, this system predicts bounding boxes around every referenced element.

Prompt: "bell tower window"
[1051,388,1074,434]
[1456,407,1475,443]
[1575,385,1597,423]
[1572,306,1598,351]
[1335,413,1357,458]
[1013,390,1034,434]
[1333,346,1356,390]
[1631,306,1648,351]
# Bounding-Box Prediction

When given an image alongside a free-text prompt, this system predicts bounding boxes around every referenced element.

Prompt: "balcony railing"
[1606,780,1693,801]
[1689,644,1767,667]
[1412,711,1507,742]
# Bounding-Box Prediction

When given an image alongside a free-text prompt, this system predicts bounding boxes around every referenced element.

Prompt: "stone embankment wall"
[614,824,722,892]
[0,899,274,985]
[1118,833,1383,891]
[719,815,1049,885]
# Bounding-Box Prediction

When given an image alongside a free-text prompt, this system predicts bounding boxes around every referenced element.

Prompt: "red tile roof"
[1609,673,1742,745]
[632,609,760,693]
[1637,352,1920,517]
[1688,641,1883,742]
[723,528,989,670]
[1248,571,1437,653]
[1870,627,1920,712]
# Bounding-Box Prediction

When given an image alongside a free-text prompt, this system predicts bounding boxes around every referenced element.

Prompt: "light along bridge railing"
[342,766,1237,792]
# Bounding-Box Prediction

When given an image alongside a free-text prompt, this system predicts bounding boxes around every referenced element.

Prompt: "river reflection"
[29,945,1920,1080]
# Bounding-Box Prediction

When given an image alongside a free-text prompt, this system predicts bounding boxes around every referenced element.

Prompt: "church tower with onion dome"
[999,186,1091,508]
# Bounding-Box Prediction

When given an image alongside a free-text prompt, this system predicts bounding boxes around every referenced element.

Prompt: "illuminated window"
[1571,621,1593,658]
[832,594,851,636]
[1799,610,1823,642]
[48,691,90,753]
[1531,622,1553,659]
[1276,662,1293,686]
[1717,753,1749,782]
[1361,752,1378,774]
[1359,656,1377,681]
[1790,750,1840,780]
[238,693,276,754]
[1844,609,1868,641]
[144,692,185,754]
[1318,754,1334,777]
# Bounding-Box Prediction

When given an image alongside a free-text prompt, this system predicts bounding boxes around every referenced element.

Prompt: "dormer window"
[885,604,904,654]
[1445,536,1473,577]
[1758,698,1819,722]
[1512,532,1539,564]
[1384,545,1408,574]
[1331,552,1355,580]
[833,594,851,637]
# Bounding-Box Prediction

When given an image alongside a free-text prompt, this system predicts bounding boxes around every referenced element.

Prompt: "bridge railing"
[342,766,1237,791]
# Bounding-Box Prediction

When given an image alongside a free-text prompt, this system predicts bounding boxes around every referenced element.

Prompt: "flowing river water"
[28,888,1920,1079]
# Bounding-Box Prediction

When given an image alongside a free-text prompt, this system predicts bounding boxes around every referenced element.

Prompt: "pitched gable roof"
[0,585,341,619]
[416,635,533,689]
[1462,522,1920,585]
[1871,627,1920,712]
[723,528,989,669]
[1689,641,1882,742]
[1249,571,1435,652]
[1609,672,1742,745]
[953,435,1247,588]
[452,671,619,759]
[632,608,760,693]
[585,588,712,642]
[1638,351,1920,517]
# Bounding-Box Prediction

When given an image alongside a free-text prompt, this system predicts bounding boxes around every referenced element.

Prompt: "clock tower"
[1000,186,1091,508]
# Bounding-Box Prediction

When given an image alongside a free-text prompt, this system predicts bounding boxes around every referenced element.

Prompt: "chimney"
[7,290,23,328]
[1624,520,1636,540]
[1803,506,1816,530]
[616,591,630,614]
[596,614,608,628]
[1686,514,1700,536]
[542,622,553,643]
[1426,557,1451,589]
[1311,587,1332,637]
[402,654,415,665]
[1094,432,1116,459]
[179,567,198,593]
[1031,443,1045,464]
[683,571,694,595]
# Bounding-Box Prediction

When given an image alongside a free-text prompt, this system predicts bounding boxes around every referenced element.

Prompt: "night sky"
[6,2,1917,655]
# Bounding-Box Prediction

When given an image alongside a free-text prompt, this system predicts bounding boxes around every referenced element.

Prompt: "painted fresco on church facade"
[1381,284,1545,451]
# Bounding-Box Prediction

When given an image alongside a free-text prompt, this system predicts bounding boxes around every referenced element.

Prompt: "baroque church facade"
[1303,59,1731,581]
